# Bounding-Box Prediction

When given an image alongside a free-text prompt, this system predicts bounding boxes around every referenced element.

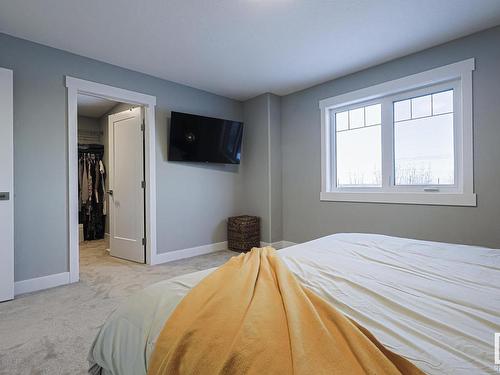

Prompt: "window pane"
[365,104,381,126]
[432,90,453,115]
[349,107,364,129]
[395,113,454,185]
[411,95,431,118]
[394,99,411,121]
[336,125,381,187]
[335,111,348,131]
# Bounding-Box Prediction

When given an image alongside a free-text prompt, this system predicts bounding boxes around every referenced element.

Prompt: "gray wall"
[269,94,282,243]
[0,33,243,281]
[241,93,282,244]
[281,26,500,248]
[77,116,102,144]
[241,95,270,241]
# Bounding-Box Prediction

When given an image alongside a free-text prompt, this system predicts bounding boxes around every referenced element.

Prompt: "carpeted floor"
[0,240,234,375]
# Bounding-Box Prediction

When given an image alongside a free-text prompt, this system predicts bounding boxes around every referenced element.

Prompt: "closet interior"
[77,94,118,246]
[79,143,106,241]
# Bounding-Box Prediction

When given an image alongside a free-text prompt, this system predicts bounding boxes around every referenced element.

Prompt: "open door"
[108,107,145,263]
[0,67,14,301]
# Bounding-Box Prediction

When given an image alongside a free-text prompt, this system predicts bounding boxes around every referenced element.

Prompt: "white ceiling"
[1,1,500,100]
[77,94,117,118]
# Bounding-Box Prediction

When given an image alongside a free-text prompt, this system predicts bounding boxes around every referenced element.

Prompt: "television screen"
[168,111,243,164]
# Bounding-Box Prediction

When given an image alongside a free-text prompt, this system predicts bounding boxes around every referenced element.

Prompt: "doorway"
[77,96,146,266]
[67,77,157,283]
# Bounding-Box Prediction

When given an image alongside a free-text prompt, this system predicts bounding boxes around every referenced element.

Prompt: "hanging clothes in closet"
[78,144,107,241]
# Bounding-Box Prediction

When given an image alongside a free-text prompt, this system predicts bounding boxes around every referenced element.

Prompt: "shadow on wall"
[159,113,240,174]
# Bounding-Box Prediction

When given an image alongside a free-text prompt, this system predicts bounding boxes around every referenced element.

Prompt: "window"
[335,104,381,187]
[394,90,454,186]
[319,59,475,206]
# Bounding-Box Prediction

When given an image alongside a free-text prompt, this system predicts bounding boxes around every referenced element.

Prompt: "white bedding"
[89,233,500,374]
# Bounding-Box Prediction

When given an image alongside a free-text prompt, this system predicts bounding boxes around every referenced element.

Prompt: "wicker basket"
[227,215,260,252]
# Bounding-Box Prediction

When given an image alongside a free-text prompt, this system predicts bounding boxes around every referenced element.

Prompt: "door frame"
[66,76,157,283]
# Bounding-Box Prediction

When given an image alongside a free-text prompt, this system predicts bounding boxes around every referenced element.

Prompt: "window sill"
[320,191,477,207]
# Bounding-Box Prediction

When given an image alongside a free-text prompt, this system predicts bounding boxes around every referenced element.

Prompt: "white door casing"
[66,76,157,283]
[0,67,14,302]
[108,107,145,263]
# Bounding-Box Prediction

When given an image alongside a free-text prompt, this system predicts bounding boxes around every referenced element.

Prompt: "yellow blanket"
[148,247,423,375]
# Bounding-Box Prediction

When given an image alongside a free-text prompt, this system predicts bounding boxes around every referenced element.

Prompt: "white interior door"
[108,107,145,263]
[0,67,14,301]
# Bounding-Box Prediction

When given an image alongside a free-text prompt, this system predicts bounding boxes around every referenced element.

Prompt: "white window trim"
[319,58,476,206]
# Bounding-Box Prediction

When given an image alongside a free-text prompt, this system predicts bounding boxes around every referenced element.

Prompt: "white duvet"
[89,233,500,374]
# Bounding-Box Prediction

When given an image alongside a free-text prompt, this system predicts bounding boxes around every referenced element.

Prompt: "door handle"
[107,190,113,196]
[0,192,10,201]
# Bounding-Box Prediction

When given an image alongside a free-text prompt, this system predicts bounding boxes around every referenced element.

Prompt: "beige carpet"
[0,240,234,375]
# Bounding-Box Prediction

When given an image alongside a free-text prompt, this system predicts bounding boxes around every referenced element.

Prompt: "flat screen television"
[168,111,243,164]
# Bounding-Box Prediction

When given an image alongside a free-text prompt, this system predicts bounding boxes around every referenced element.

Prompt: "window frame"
[319,59,476,206]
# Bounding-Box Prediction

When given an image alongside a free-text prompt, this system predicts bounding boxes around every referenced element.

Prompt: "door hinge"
[142,237,147,246]
[141,180,146,189]
[141,121,145,131]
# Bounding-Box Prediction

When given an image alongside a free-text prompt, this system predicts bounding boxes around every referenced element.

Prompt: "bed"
[88,233,500,375]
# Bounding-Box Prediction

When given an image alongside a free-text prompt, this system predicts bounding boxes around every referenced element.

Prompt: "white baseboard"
[14,272,70,296]
[154,241,228,265]
[260,240,297,250]
[13,240,299,295]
